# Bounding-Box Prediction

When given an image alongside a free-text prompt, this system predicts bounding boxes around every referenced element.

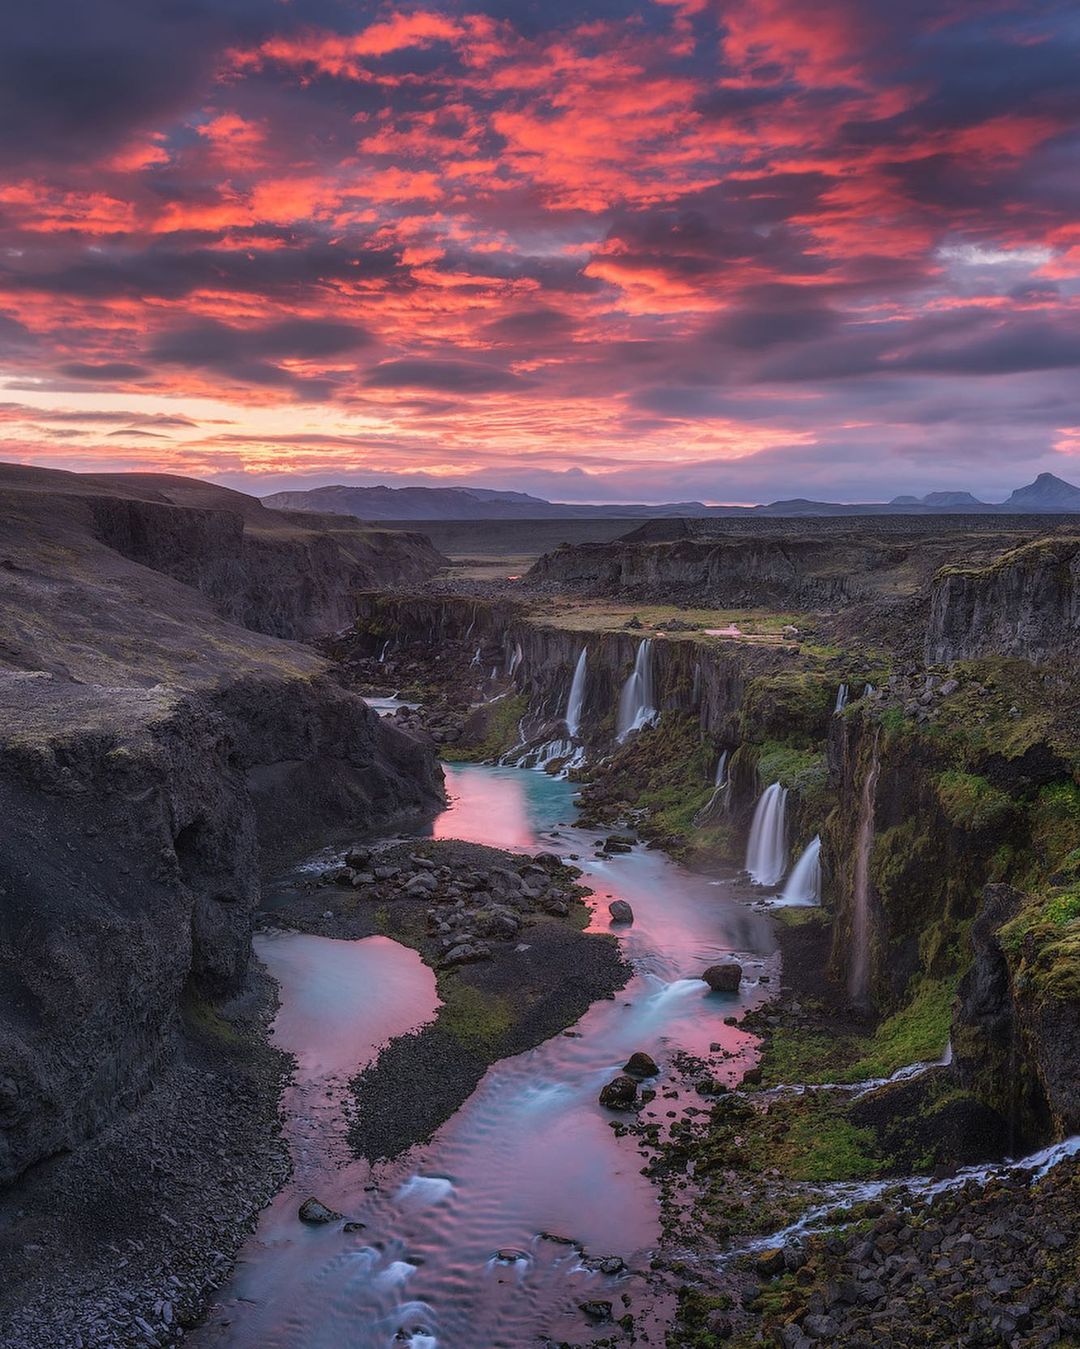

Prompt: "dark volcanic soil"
[263,836,631,1161]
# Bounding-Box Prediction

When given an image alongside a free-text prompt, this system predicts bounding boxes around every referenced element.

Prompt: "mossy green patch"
[739,670,834,745]
[437,980,514,1047]
[935,770,1018,833]
[442,692,527,762]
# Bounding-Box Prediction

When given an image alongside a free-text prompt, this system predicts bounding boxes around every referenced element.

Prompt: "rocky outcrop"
[86,489,443,641]
[0,468,444,1186]
[925,537,1080,664]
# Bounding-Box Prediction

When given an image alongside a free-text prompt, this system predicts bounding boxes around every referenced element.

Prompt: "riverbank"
[0,966,290,1349]
[261,835,631,1160]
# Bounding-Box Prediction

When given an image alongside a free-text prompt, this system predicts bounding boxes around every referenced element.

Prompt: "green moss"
[935,770,1017,833]
[442,693,527,762]
[739,671,834,745]
[181,989,242,1045]
[437,981,514,1046]
[757,976,955,1088]
[846,976,956,1080]
[783,1115,881,1182]
[756,740,828,795]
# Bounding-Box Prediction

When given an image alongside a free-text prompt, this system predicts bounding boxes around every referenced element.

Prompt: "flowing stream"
[192,763,776,1348]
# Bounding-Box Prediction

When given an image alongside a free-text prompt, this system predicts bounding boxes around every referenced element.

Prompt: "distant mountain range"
[262,472,1080,521]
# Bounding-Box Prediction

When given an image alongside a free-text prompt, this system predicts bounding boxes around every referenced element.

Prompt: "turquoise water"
[192,763,777,1349]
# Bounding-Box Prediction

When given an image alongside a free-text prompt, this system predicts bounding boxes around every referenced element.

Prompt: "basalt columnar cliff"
[0,464,444,1192]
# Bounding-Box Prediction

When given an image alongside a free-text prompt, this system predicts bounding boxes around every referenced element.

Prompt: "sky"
[1,0,1079,504]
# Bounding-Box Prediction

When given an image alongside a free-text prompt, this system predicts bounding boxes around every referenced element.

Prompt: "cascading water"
[714,750,729,787]
[834,683,848,713]
[615,639,657,741]
[507,642,523,679]
[847,733,880,1007]
[564,648,587,737]
[779,835,821,905]
[379,639,391,662]
[745,782,788,887]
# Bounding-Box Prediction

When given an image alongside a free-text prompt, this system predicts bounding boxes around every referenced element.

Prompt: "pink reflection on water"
[433,767,545,851]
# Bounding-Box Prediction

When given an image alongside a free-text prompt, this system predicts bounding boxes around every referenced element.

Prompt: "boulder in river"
[298,1197,342,1225]
[608,899,634,924]
[702,961,742,993]
[598,1075,638,1110]
[579,1300,613,1323]
[604,835,634,853]
[623,1051,659,1079]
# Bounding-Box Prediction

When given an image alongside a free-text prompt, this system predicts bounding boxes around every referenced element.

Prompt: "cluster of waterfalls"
[743,784,822,906]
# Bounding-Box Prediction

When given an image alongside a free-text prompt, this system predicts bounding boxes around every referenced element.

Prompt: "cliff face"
[0,468,443,1186]
[925,537,1080,664]
[84,486,443,641]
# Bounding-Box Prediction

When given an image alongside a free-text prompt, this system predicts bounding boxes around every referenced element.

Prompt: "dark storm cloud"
[2,239,407,302]
[364,359,533,394]
[147,317,369,396]
[58,361,150,380]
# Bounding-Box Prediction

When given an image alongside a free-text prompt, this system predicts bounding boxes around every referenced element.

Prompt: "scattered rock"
[623,1051,659,1079]
[702,962,742,992]
[599,1075,638,1110]
[608,899,634,923]
[579,1300,613,1323]
[298,1197,342,1225]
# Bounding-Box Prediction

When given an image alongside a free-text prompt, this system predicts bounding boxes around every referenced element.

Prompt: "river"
[191,762,776,1348]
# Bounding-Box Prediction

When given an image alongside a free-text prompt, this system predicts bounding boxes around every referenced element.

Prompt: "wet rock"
[604,834,635,853]
[599,1075,638,1110]
[440,942,490,967]
[579,1300,613,1323]
[298,1197,342,1225]
[702,962,742,992]
[608,899,634,924]
[342,1221,366,1233]
[345,847,372,869]
[706,1310,734,1339]
[623,1051,659,1079]
[755,1247,786,1278]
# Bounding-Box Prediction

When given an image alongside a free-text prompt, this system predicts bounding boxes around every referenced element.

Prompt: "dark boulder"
[702,962,742,992]
[623,1051,659,1079]
[599,1075,638,1110]
[608,899,634,924]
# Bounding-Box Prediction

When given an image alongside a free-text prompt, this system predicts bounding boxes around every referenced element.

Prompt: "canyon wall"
[0,469,443,1185]
[87,492,443,641]
[925,536,1080,664]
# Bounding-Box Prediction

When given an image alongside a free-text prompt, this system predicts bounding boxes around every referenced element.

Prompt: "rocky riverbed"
[261,835,631,1161]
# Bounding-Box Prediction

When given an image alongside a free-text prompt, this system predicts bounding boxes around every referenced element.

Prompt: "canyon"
[0,475,1077,1348]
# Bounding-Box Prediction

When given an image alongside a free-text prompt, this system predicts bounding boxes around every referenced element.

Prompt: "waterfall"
[692,661,702,704]
[780,835,821,905]
[834,683,848,713]
[564,648,588,737]
[745,782,789,886]
[470,645,481,667]
[379,639,391,662]
[714,749,728,787]
[507,642,523,678]
[848,734,880,1007]
[615,639,657,741]
[863,682,875,698]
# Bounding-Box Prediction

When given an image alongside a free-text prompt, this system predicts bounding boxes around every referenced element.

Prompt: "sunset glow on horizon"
[2,0,1079,503]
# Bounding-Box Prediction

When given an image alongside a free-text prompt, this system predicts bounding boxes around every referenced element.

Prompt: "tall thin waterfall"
[564,648,588,737]
[848,734,880,1007]
[714,749,729,787]
[834,683,848,713]
[746,782,789,886]
[507,642,523,678]
[781,835,821,905]
[379,639,391,662]
[616,639,657,741]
